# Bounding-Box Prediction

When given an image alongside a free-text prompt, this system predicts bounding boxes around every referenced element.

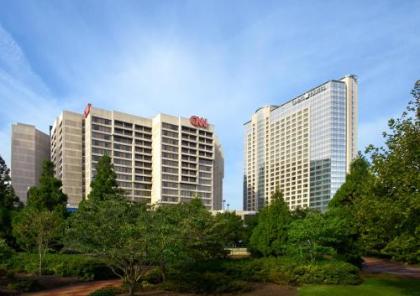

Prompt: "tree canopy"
[88,154,121,202]
[249,190,291,256]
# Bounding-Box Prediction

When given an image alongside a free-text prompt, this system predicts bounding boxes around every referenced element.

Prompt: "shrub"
[88,286,124,296]
[6,277,42,292]
[143,267,163,284]
[219,257,361,286]
[7,253,115,280]
[0,239,14,268]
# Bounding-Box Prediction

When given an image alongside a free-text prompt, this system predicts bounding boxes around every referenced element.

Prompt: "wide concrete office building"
[243,75,358,211]
[51,105,224,210]
[11,123,50,202]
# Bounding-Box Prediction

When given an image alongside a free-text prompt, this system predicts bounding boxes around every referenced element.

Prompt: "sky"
[0,0,419,209]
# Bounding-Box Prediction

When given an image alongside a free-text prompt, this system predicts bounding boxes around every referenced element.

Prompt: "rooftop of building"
[244,74,357,125]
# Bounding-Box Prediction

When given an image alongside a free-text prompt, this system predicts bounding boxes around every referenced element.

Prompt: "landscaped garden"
[0,85,419,295]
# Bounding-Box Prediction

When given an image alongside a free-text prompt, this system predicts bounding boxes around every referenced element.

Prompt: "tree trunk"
[38,245,42,276]
[128,284,134,296]
[160,261,166,282]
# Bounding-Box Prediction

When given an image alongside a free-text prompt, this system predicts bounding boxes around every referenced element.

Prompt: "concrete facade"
[51,111,84,207]
[11,123,50,202]
[51,105,224,210]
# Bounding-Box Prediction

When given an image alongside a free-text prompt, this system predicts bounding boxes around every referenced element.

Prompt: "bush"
[0,239,14,268]
[218,257,361,286]
[88,286,124,296]
[6,277,42,292]
[143,267,162,284]
[165,271,250,294]
[7,253,115,280]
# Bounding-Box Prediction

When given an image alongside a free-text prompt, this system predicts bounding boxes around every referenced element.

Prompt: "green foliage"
[249,190,292,256]
[287,212,336,262]
[329,155,373,209]
[7,253,114,280]
[6,277,42,292]
[214,211,246,247]
[88,286,124,296]
[0,155,21,244]
[173,198,227,262]
[88,155,121,202]
[26,160,67,213]
[359,90,420,262]
[0,238,14,268]
[381,231,420,263]
[166,257,360,292]
[12,208,64,275]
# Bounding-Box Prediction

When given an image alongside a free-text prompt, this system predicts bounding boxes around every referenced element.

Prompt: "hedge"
[7,253,115,280]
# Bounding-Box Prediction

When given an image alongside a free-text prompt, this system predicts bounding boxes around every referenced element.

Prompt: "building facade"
[50,111,84,207]
[244,75,358,211]
[11,123,50,202]
[51,105,224,210]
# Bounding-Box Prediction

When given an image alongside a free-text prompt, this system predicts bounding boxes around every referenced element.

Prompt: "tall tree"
[329,154,374,208]
[88,155,121,201]
[27,160,67,212]
[356,84,420,262]
[249,190,291,256]
[0,155,21,243]
[214,211,246,248]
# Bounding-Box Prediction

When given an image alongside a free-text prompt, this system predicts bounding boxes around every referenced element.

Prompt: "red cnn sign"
[83,103,92,118]
[190,116,209,128]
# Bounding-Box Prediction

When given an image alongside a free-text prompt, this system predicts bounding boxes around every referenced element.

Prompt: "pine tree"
[0,155,21,242]
[88,154,122,201]
[27,160,67,212]
[249,190,291,256]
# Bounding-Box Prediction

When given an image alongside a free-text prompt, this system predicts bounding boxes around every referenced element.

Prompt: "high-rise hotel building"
[51,105,224,210]
[243,75,358,211]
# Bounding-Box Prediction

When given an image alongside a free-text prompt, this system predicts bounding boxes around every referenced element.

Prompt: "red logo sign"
[190,116,208,128]
[83,103,92,118]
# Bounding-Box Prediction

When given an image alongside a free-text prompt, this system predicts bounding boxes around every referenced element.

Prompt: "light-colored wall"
[11,123,50,202]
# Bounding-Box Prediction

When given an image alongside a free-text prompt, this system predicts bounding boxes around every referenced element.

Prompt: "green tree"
[12,207,64,275]
[88,154,121,201]
[329,154,374,208]
[358,86,420,262]
[249,190,291,256]
[67,155,148,295]
[214,211,246,248]
[66,199,149,296]
[146,204,183,281]
[0,155,21,244]
[177,198,226,262]
[27,160,67,212]
[287,211,335,262]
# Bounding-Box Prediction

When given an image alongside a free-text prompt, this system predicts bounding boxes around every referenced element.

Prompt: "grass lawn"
[298,275,420,296]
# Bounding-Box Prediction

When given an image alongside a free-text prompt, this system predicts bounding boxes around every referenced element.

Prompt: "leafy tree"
[214,211,246,248]
[176,198,226,262]
[66,199,149,296]
[0,238,14,268]
[249,190,291,256]
[358,86,420,262]
[27,160,67,213]
[146,205,184,281]
[323,207,362,266]
[88,154,121,201]
[0,155,21,244]
[287,212,335,262]
[329,154,374,208]
[12,207,64,275]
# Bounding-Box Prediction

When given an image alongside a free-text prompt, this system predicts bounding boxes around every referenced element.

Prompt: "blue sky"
[0,0,419,209]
